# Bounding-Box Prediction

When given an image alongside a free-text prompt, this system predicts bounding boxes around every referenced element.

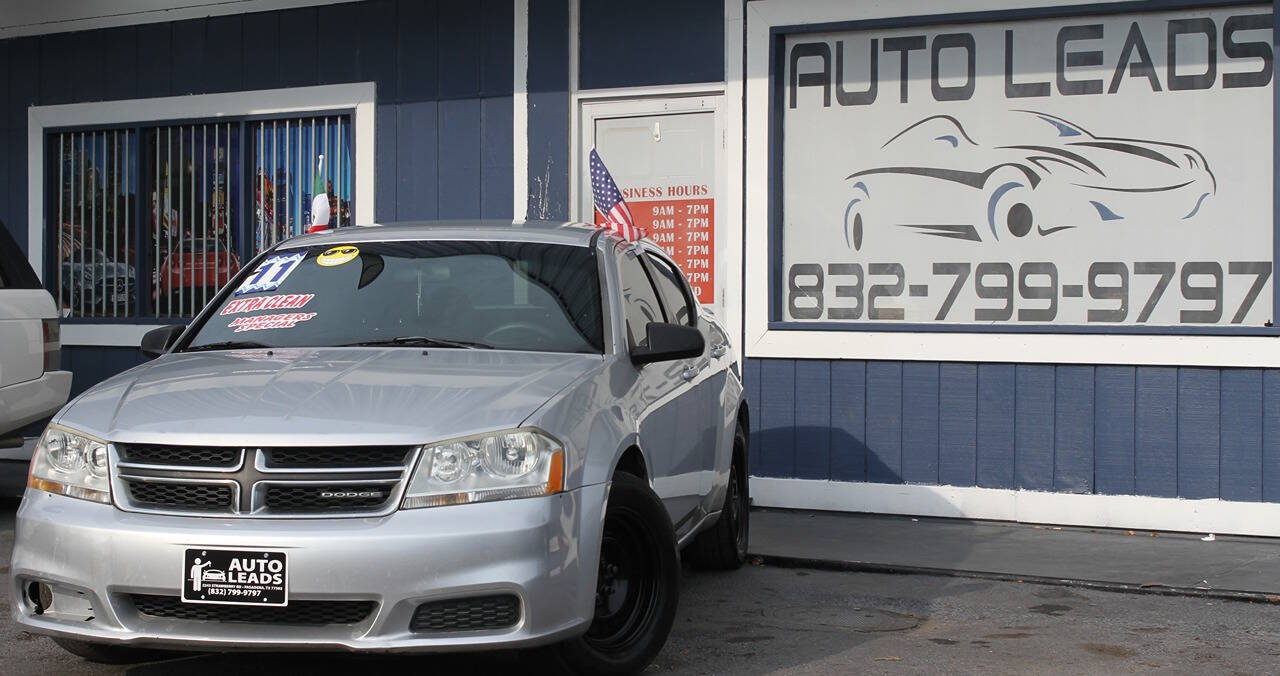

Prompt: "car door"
[643,249,723,516]
[617,248,702,528]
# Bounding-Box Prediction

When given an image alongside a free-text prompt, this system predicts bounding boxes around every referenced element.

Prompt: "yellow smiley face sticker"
[317,245,359,267]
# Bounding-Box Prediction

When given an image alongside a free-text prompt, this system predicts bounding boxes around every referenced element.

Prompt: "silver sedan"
[10,221,749,675]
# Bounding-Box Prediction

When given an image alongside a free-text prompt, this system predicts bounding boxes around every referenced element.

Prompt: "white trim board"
[740,0,1280,368]
[0,0,354,40]
[26,83,377,346]
[751,477,1280,538]
[513,0,530,222]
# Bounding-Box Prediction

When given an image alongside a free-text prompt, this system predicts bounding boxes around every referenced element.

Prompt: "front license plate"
[181,548,287,606]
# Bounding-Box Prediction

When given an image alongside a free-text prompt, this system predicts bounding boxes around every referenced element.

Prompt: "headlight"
[401,429,564,509]
[28,424,111,504]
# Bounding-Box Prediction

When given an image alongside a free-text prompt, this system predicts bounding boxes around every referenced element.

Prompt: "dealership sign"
[779,5,1274,329]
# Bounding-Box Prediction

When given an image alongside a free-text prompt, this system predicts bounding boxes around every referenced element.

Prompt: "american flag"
[589,148,643,242]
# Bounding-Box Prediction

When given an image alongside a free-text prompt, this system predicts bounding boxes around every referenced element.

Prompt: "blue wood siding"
[0,0,515,256]
[829,361,867,482]
[937,363,977,487]
[0,1,517,391]
[976,364,1015,489]
[526,0,570,221]
[61,347,149,400]
[1094,366,1136,495]
[747,358,1280,503]
[578,0,725,90]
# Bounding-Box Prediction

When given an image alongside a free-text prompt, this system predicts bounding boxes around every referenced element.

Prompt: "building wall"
[733,0,1280,534]
[579,0,724,90]
[746,358,1279,503]
[0,0,515,397]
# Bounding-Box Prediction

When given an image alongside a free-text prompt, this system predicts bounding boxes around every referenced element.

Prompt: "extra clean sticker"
[235,253,305,296]
[317,245,359,267]
[228,312,317,332]
[220,294,315,316]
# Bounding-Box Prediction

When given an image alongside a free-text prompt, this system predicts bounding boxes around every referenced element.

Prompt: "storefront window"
[45,113,353,320]
[49,130,138,318]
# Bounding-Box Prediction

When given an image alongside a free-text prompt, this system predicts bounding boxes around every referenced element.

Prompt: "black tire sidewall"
[555,472,680,675]
[731,425,750,560]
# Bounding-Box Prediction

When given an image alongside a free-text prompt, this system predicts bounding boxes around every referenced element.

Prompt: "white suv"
[0,223,71,495]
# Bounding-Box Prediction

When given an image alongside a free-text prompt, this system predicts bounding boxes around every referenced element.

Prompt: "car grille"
[119,445,240,468]
[410,595,521,633]
[265,446,409,468]
[112,445,417,518]
[126,481,234,511]
[264,484,393,512]
[130,594,375,625]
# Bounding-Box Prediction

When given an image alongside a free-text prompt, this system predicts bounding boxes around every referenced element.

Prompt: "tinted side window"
[619,250,666,348]
[0,222,40,289]
[645,253,695,327]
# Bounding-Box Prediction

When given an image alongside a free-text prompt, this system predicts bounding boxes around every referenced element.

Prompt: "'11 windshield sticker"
[235,253,305,296]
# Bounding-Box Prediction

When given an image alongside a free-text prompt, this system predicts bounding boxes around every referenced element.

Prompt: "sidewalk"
[748,508,1280,602]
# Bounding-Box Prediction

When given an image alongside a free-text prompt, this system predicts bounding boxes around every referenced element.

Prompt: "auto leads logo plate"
[181,548,288,606]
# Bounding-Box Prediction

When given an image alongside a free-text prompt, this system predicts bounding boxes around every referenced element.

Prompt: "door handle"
[710,344,727,358]
[680,367,698,382]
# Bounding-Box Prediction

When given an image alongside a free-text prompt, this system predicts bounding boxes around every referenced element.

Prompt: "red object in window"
[305,224,330,234]
[153,238,242,309]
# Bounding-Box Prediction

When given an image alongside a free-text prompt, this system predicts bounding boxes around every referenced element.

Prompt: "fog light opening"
[27,581,51,615]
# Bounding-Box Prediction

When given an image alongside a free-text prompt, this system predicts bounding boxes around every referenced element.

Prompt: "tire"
[688,422,750,570]
[550,471,680,675]
[51,637,167,665]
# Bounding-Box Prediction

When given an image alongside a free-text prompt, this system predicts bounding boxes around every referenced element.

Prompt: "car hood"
[56,348,603,446]
[67,262,134,282]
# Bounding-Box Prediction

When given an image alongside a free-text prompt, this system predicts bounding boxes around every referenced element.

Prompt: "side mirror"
[141,325,186,358]
[630,322,705,365]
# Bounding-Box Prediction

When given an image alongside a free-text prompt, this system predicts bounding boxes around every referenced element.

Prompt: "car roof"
[274,220,614,249]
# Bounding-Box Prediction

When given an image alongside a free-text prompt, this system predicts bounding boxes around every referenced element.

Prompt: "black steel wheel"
[550,471,679,675]
[688,421,750,570]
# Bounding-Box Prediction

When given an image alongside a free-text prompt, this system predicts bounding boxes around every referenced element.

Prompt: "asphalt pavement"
[3,499,1280,674]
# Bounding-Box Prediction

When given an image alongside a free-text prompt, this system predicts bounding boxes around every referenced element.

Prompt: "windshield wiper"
[339,336,494,349]
[181,340,270,353]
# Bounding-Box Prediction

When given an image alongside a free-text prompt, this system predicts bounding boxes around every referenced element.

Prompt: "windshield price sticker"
[235,253,305,296]
[182,548,287,606]
[221,293,315,316]
[779,6,1274,329]
[228,312,317,332]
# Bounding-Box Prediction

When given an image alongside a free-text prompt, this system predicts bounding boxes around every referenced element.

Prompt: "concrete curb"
[751,553,1280,605]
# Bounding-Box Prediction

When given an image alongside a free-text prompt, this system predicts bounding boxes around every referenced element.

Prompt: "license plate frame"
[181,548,288,606]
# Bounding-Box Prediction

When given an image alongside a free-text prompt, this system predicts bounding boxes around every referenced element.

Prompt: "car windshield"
[178,239,226,254]
[183,239,604,353]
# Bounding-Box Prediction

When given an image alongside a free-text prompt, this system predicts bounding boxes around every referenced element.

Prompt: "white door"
[578,96,725,318]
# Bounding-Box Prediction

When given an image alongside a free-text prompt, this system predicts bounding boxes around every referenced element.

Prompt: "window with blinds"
[45,113,353,320]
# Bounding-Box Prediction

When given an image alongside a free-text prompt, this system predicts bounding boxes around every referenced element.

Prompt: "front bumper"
[11,484,607,653]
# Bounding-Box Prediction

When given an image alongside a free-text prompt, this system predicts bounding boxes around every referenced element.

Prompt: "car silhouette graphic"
[200,569,226,582]
[841,110,1217,251]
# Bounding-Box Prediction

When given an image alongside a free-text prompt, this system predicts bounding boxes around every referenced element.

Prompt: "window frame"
[617,246,669,349]
[25,83,376,346]
[642,247,699,328]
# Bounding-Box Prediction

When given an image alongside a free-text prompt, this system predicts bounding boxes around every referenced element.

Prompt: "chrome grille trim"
[109,445,419,518]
